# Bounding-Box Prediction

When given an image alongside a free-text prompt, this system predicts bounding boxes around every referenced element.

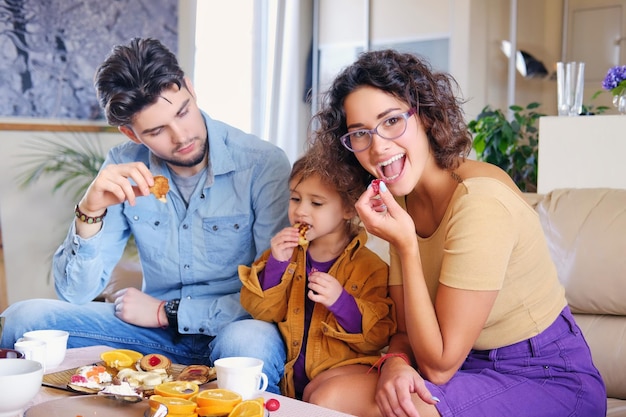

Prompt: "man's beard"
[163,138,208,168]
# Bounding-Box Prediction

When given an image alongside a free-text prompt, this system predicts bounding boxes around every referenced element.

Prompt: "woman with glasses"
[303,49,605,417]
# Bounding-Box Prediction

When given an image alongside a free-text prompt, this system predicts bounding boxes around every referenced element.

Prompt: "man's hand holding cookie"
[75,163,168,239]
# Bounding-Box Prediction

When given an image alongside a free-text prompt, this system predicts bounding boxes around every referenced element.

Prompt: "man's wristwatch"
[164,299,180,331]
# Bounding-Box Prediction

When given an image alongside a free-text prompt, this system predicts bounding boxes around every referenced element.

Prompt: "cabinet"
[537,115,626,193]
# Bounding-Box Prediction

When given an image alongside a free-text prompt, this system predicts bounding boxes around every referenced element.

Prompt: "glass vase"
[613,91,626,114]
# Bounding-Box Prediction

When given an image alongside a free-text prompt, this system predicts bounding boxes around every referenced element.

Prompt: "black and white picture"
[0,0,178,120]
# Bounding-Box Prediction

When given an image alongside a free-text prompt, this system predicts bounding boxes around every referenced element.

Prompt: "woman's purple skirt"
[427,306,606,417]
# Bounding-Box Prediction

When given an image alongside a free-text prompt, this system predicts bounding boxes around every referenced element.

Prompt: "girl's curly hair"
[308,49,472,178]
[290,147,368,237]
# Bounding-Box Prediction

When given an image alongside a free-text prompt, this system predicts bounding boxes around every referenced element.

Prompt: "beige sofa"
[526,188,626,416]
[100,187,626,415]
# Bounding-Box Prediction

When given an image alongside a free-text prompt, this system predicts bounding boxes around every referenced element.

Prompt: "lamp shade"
[501,40,548,78]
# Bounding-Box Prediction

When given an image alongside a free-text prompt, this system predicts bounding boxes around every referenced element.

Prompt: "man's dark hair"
[94,38,185,126]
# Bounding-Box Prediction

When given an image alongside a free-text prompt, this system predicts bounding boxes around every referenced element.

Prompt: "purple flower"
[602,65,626,90]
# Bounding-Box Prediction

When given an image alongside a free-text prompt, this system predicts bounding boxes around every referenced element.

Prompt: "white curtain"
[256,0,313,164]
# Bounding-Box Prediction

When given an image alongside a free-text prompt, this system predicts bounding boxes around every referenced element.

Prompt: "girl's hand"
[355,182,416,249]
[307,271,342,307]
[269,226,300,261]
[376,358,439,417]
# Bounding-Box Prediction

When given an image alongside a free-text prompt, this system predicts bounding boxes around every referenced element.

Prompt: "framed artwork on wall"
[0,0,178,121]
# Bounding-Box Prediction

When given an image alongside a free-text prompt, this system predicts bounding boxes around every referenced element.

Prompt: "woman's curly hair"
[308,49,472,177]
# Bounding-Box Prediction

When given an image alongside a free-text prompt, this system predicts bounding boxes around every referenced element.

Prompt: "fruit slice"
[154,380,200,399]
[228,399,265,417]
[100,350,134,369]
[113,348,143,363]
[196,388,242,410]
[148,395,198,415]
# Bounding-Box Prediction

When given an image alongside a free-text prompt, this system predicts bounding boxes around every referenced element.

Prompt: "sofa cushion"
[536,188,626,316]
[574,313,626,400]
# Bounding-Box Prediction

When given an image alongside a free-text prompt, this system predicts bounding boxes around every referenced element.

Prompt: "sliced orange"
[149,408,198,417]
[100,350,134,369]
[195,388,242,409]
[148,394,198,415]
[154,381,200,399]
[196,395,261,416]
[228,399,265,417]
[196,404,232,416]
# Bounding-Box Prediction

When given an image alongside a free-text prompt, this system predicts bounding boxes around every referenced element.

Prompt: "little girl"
[239,150,396,399]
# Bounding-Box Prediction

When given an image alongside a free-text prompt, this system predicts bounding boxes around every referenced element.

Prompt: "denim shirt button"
[133,215,139,221]
[183,327,189,332]
[200,194,205,199]
[212,225,218,231]
[154,221,160,226]
[233,224,240,230]
[184,264,190,269]
[183,224,189,229]
[199,328,205,333]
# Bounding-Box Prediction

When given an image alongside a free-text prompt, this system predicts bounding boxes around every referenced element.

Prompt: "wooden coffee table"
[22,345,355,417]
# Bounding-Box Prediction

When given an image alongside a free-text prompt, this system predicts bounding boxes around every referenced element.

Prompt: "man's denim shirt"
[53,112,291,336]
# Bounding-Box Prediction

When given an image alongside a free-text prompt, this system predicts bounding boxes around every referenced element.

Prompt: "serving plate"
[42,362,188,393]
[24,395,148,416]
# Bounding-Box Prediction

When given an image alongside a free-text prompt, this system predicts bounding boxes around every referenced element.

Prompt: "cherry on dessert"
[148,355,162,367]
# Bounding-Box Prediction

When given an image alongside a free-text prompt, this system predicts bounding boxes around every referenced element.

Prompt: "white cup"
[214,356,269,400]
[22,330,69,370]
[14,339,47,371]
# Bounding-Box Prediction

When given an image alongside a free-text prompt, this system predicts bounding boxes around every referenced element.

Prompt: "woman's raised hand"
[355,181,416,249]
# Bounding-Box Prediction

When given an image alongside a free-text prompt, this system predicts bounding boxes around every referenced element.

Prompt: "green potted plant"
[468,102,543,193]
[16,131,137,261]
[17,131,105,201]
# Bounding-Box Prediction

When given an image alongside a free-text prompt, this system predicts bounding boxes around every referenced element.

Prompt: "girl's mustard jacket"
[239,229,396,398]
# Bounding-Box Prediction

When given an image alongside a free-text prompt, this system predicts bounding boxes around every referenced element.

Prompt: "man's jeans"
[0,299,286,394]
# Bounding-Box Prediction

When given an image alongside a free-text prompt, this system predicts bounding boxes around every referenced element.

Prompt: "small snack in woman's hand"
[149,175,169,203]
[371,179,383,195]
[294,222,311,246]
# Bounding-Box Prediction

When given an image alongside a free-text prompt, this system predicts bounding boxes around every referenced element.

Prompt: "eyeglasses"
[340,108,417,152]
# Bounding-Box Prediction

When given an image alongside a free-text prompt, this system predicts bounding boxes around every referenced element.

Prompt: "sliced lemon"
[112,348,143,362]
[100,350,134,369]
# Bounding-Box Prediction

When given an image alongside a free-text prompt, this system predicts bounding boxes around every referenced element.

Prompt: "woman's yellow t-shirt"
[389,178,566,350]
